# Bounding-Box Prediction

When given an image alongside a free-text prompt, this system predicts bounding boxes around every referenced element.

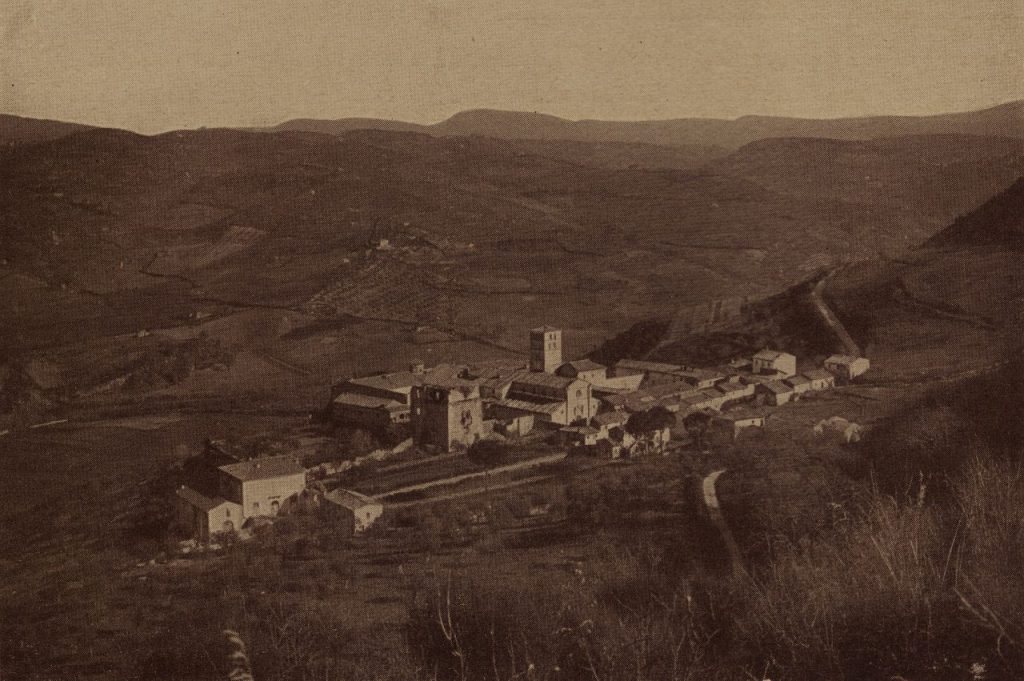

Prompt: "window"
[252,502,260,514]
[225,508,231,518]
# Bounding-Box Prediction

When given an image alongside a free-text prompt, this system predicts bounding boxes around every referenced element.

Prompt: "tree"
[683,410,714,450]
[626,406,676,454]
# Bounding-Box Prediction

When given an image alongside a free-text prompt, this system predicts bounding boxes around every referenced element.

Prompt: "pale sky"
[1,0,1021,133]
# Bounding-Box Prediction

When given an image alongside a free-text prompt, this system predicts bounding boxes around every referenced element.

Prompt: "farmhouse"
[675,368,725,389]
[176,450,306,540]
[785,374,813,395]
[824,355,871,380]
[757,380,796,406]
[174,486,242,541]
[331,392,409,429]
[716,379,756,403]
[712,408,770,440]
[217,455,307,519]
[323,488,384,534]
[752,349,797,378]
[802,368,837,391]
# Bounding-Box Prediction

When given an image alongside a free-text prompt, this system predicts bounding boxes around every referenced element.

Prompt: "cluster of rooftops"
[330,326,870,435]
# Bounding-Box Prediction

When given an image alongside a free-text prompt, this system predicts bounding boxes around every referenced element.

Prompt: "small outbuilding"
[752,349,797,378]
[824,355,871,381]
[323,488,384,534]
[757,380,795,406]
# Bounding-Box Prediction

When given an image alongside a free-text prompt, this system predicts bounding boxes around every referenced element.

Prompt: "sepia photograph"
[1,1,1022,679]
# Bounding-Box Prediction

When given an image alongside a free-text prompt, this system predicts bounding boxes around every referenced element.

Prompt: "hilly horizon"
[5,98,1022,152]
[269,99,1024,150]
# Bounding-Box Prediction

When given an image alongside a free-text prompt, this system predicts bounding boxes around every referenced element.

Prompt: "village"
[172,325,870,545]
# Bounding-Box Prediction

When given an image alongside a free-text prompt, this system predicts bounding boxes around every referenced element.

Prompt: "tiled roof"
[347,371,422,392]
[825,354,861,365]
[676,368,723,382]
[176,485,233,511]
[510,371,577,391]
[786,375,812,387]
[593,411,629,427]
[802,369,835,380]
[761,380,793,394]
[561,425,600,435]
[614,359,684,375]
[559,359,605,373]
[754,349,794,361]
[325,488,380,511]
[493,399,565,415]
[333,392,406,411]
[219,455,305,482]
[717,381,750,394]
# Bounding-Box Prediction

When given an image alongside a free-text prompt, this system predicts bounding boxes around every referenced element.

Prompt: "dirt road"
[377,452,567,500]
[702,469,745,576]
[811,272,862,357]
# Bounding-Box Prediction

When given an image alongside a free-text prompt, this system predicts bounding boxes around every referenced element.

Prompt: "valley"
[1,104,1022,681]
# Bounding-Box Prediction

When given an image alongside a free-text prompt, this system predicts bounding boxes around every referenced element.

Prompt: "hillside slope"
[0,114,93,146]
[6,125,1012,356]
[925,176,1024,249]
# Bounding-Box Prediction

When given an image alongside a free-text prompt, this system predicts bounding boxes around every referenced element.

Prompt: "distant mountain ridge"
[270,100,1024,150]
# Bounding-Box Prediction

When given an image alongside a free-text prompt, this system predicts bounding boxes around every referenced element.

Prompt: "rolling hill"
[1,119,1021,424]
[269,100,1024,150]
[0,113,94,146]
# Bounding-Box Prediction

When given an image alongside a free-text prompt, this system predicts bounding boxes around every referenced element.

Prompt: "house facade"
[752,350,797,378]
[217,456,308,519]
[175,487,242,541]
[176,452,306,540]
[323,488,384,534]
[411,380,484,451]
[824,355,871,380]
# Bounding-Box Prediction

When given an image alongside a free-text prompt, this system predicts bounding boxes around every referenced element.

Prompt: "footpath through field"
[702,469,745,576]
[811,270,862,357]
[376,452,568,500]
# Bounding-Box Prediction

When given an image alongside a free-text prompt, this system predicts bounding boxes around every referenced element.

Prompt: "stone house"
[785,374,813,395]
[323,488,384,534]
[331,392,409,429]
[175,486,242,541]
[802,368,837,391]
[217,455,307,519]
[176,451,306,540]
[757,380,796,406]
[824,355,871,380]
[410,380,484,451]
[752,349,797,378]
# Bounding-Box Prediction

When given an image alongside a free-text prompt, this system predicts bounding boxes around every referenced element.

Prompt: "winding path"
[702,469,745,576]
[811,271,862,357]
